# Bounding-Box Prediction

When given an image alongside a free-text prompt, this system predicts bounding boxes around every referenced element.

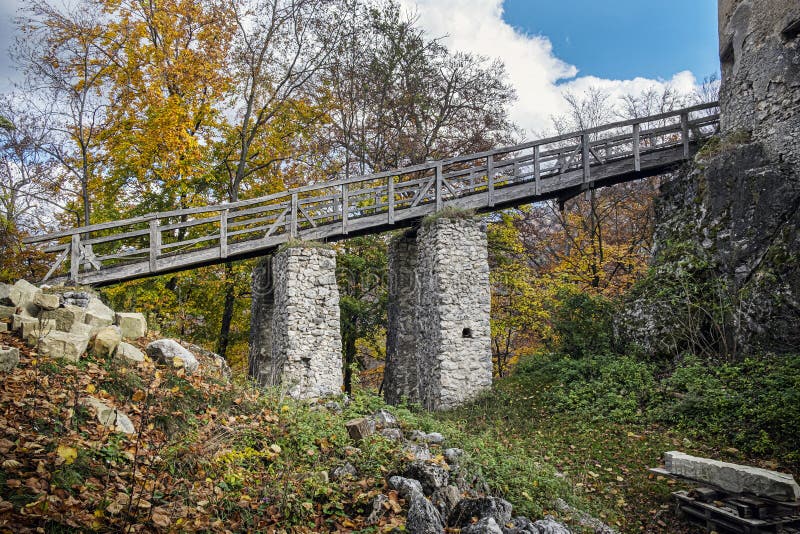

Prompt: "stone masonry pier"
[248,246,343,398]
[384,217,493,410]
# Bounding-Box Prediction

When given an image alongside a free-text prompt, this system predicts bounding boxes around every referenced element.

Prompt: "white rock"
[0,346,19,372]
[9,280,40,309]
[83,396,135,434]
[84,298,115,328]
[0,323,7,333]
[146,339,199,373]
[115,312,147,339]
[0,305,16,319]
[0,283,11,305]
[14,314,56,339]
[93,325,122,356]
[33,292,60,311]
[29,331,90,362]
[664,451,800,502]
[117,342,145,363]
[53,305,86,331]
[70,322,96,337]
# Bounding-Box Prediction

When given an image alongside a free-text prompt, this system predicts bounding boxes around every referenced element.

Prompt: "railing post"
[388,175,395,224]
[681,112,690,158]
[220,209,228,259]
[533,144,541,196]
[633,123,641,172]
[149,219,160,273]
[290,192,298,238]
[435,164,443,211]
[487,154,495,207]
[582,133,591,184]
[341,183,349,235]
[70,234,81,282]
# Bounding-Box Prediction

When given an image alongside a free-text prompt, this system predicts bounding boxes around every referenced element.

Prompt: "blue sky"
[502,0,719,82]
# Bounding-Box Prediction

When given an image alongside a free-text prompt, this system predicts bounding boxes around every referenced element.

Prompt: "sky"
[0,0,720,134]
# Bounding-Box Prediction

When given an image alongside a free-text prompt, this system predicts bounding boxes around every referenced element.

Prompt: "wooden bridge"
[25,102,720,286]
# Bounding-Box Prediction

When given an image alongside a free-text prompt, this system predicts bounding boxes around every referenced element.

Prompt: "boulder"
[84,298,115,328]
[448,497,513,528]
[380,428,403,441]
[115,312,147,340]
[14,315,56,339]
[62,291,91,308]
[461,517,504,534]
[53,305,86,332]
[371,409,398,428]
[664,451,800,502]
[117,342,145,363]
[0,305,15,320]
[8,280,40,310]
[365,494,388,526]
[83,396,135,434]
[331,462,358,481]
[404,442,432,461]
[93,326,122,356]
[406,492,444,534]
[70,322,96,338]
[146,339,199,373]
[0,323,7,333]
[431,485,461,519]
[404,460,449,496]
[532,517,572,534]
[346,417,375,442]
[33,292,60,311]
[387,476,424,499]
[0,346,19,372]
[30,331,90,362]
[444,448,464,465]
[0,283,10,305]
[410,429,445,445]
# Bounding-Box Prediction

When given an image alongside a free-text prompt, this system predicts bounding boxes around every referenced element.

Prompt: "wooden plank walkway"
[25,102,720,286]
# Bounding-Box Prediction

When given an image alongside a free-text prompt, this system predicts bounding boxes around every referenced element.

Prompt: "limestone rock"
[117,342,145,363]
[532,517,572,534]
[461,517,503,534]
[33,292,60,311]
[70,323,96,338]
[14,315,56,340]
[93,326,122,356]
[410,429,445,444]
[83,396,135,434]
[365,494,388,526]
[380,428,403,441]
[448,497,512,528]
[404,460,449,496]
[31,331,90,362]
[146,339,199,373]
[0,283,10,305]
[62,291,91,308]
[406,492,444,534]
[84,298,115,328]
[0,305,16,320]
[387,476,424,499]
[345,417,375,442]
[9,280,40,310]
[53,305,86,332]
[431,485,461,519]
[371,409,398,428]
[403,442,432,461]
[0,323,6,333]
[0,346,19,372]
[503,517,540,534]
[331,462,358,481]
[664,451,800,502]
[444,448,464,465]
[115,312,147,339]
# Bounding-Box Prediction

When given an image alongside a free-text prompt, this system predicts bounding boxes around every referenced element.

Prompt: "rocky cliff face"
[620,1,800,356]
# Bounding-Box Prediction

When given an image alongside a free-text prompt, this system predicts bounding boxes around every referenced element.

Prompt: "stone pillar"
[384,217,492,410]
[271,246,343,399]
[248,256,275,386]
[384,232,421,405]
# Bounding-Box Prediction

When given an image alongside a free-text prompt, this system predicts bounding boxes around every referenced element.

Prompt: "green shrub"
[548,290,615,358]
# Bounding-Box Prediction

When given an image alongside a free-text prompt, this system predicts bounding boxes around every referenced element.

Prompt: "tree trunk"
[343,334,357,394]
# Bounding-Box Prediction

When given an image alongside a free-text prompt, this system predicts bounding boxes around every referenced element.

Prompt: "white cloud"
[398,0,701,135]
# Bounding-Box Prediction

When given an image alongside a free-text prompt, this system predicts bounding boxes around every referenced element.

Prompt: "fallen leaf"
[57,445,78,465]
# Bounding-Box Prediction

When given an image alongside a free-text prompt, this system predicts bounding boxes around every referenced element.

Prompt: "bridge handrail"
[23,101,719,245]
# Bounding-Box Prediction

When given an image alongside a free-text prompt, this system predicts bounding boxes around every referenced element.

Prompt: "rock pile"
[336,407,575,534]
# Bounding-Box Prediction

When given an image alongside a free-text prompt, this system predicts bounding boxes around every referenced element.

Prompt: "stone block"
[33,292,60,311]
[0,346,19,372]
[8,280,39,308]
[345,417,375,442]
[84,298,115,328]
[0,283,10,305]
[664,451,800,502]
[117,342,145,363]
[146,339,199,373]
[83,396,135,434]
[70,322,96,338]
[0,322,7,333]
[30,331,90,362]
[13,315,56,339]
[93,326,122,356]
[0,305,15,320]
[115,312,147,339]
[53,305,86,332]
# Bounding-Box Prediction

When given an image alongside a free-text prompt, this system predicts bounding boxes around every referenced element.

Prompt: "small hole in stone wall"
[462,328,473,339]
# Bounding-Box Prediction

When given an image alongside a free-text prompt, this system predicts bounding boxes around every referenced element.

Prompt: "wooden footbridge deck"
[25,102,719,286]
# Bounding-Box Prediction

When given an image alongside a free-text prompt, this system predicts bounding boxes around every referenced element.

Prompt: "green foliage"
[547,289,615,358]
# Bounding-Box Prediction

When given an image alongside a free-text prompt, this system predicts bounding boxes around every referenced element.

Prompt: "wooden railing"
[25,102,719,285]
